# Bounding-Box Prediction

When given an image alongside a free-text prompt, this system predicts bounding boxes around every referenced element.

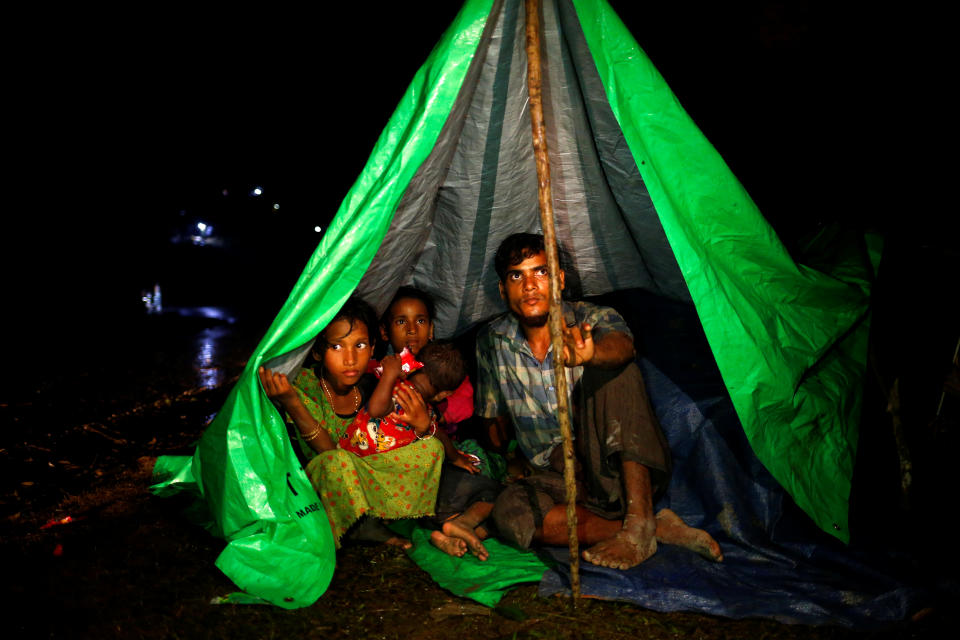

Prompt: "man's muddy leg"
[581,460,657,570]
[534,504,621,546]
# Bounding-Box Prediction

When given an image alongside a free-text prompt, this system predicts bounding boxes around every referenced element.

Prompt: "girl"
[258,296,444,548]
[379,287,504,560]
[380,287,476,446]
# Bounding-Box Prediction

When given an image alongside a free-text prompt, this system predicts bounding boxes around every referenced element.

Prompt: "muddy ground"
[2,300,957,639]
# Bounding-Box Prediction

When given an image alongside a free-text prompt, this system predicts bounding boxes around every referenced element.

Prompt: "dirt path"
[2,304,956,639]
[2,388,950,640]
[2,460,941,640]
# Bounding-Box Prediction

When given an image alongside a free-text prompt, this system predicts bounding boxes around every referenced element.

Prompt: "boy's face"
[381,297,433,356]
[498,250,564,328]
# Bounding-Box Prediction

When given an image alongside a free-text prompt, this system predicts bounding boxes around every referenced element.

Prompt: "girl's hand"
[379,353,404,380]
[259,366,298,406]
[388,382,430,433]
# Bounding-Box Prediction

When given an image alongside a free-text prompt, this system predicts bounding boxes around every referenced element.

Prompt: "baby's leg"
[429,530,467,557]
[442,501,493,561]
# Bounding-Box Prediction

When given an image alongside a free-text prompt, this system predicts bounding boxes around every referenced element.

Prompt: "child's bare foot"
[429,530,467,557]
[385,536,412,550]
[654,508,723,562]
[442,518,490,561]
[581,513,656,570]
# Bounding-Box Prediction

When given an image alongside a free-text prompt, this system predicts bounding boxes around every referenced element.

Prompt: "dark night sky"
[5,1,943,343]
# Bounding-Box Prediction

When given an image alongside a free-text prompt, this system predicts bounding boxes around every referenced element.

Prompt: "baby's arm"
[435,427,459,460]
[259,366,336,452]
[366,354,404,418]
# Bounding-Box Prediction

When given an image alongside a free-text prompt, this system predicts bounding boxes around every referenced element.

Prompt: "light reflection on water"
[148,306,242,389]
[158,305,238,391]
[193,325,230,390]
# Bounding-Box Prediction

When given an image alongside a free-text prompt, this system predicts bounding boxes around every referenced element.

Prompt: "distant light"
[314,226,322,233]
[197,222,207,232]
[272,203,280,210]
[222,189,229,197]
[251,187,263,196]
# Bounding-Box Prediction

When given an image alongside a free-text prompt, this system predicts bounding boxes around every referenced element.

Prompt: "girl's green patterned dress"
[291,367,444,546]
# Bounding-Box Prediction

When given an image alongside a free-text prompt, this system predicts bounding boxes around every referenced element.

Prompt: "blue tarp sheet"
[535,293,957,627]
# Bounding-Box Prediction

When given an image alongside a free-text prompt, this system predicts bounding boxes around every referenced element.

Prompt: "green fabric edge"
[572,0,872,542]
[402,524,552,607]
[149,0,494,608]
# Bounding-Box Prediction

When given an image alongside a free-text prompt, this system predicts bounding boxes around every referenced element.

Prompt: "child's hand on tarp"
[451,450,482,475]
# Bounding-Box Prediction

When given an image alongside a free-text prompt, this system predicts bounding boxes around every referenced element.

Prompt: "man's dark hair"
[382,286,436,325]
[494,232,546,281]
[318,295,378,349]
[415,340,466,392]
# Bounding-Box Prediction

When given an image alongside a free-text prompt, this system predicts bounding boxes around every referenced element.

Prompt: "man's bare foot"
[429,530,467,557]
[442,518,490,561]
[582,513,656,570]
[384,536,412,550]
[654,508,723,562]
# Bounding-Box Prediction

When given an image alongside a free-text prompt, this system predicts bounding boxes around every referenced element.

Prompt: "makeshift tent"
[151,0,878,610]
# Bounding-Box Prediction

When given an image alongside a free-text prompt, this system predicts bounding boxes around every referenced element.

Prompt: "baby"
[339,341,466,456]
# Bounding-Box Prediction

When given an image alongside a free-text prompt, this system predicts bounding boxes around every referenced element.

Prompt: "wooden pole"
[524,0,580,602]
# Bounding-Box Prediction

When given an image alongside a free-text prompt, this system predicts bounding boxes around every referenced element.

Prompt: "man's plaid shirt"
[475,300,633,468]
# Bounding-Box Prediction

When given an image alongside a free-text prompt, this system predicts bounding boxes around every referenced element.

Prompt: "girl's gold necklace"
[320,376,360,414]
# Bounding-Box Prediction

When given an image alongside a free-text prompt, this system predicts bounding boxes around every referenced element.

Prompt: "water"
[2,214,301,422]
[0,302,268,443]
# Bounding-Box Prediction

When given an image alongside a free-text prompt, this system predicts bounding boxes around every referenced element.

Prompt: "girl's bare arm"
[366,354,404,418]
[258,366,336,452]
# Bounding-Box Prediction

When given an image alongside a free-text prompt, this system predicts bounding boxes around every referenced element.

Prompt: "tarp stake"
[524,0,580,602]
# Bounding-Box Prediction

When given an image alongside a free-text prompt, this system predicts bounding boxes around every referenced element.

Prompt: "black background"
[4,1,946,345]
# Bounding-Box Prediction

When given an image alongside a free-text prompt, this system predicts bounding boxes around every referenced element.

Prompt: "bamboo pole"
[524,0,580,602]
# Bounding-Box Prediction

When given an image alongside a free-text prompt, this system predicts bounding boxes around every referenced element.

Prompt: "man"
[476,233,722,569]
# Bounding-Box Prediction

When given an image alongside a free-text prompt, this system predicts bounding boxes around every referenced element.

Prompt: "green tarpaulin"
[151,0,875,608]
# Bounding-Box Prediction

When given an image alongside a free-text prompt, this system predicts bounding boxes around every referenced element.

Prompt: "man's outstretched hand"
[562,322,594,367]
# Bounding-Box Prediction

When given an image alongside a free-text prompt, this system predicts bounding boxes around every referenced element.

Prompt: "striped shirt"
[475,301,633,467]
